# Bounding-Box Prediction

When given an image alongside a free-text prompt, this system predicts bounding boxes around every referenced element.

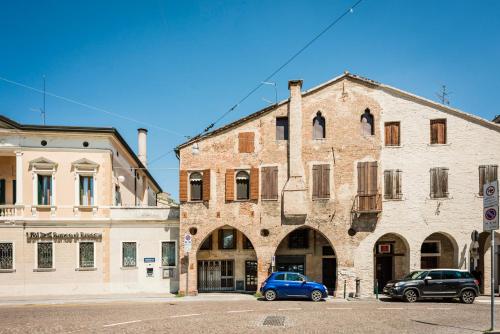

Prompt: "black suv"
[383,269,479,304]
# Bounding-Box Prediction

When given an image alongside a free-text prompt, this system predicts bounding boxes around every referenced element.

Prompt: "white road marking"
[103,320,142,327]
[170,313,202,318]
[227,310,254,313]
[327,307,353,310]
[277,307,302,311]
[426,307,451,310]
[377,307,404,310]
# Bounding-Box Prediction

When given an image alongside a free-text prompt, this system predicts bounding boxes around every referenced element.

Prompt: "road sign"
[484,206,499,231]
[184,233,192,254]
[484,180,499,208]
[144,257,155,263]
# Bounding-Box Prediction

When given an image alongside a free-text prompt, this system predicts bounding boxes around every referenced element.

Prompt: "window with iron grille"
[122,242,137,267]
[79,242,94,268]
[37,242,53,269]
[161,241,176,267]
[479,165,498,196]
[288,229,309,249]
[430,167,449,198]
[384,170,402,199]
[0,243,13,270]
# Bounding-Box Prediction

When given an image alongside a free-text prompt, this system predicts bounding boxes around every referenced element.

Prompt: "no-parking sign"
[484,180,499,231]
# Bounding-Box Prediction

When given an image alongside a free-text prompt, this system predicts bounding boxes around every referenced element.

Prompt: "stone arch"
[476,231,500,294]
[420,231,459,269]
[373,233,410,292]
[270,225,338,295]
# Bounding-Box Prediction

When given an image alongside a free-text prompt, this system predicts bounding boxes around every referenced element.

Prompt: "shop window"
[189,172,203,201]
[479,165,498,196]
[218,229,236,250]
[161,241,176,267]
[236,171,250,200]
[79,242,94,268]
[430,167,448,198]
[360,108,374,136]
[288,229,309,249]
[313,112,326,139]
[37,242,53,269]
[0,242,13,270]
[276,117,289,140]
[122,242,137,267]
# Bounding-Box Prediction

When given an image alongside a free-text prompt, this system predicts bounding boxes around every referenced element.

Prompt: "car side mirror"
[425,276,432,281]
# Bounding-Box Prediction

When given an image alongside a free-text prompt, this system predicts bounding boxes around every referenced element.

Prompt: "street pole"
[492,231,495,331]
[185,253,189,296]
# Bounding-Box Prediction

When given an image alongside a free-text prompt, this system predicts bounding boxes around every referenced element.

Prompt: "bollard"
[343,280,347,299]
[355,278,361,298]
[375,280,379,300]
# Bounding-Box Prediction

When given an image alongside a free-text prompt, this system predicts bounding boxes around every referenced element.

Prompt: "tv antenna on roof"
[436,85,451,106]
[31,76,46,125]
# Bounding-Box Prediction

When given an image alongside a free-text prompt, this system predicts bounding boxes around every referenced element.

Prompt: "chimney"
[137,128,148,167]
[282,80,307,221]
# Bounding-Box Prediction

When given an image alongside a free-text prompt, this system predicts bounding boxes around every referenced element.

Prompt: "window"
[384,122,400,146]
[357,162,378,195]
[479,165,498,196]
[79,242,94,268]
[243,235,254,249]
[286,273,304,281]
[37,174,52,205]
[115,185,122,206]
[37,242,53,269]
[430,119,447,144]
[274,273,285,280]
[236,171,250,200]
[238,132,255,153]
[261,167,278,200]
[384,170,402,199]
[0,179,5,205]
[161,241,176,267]
[276,117,289,140]
[200,234,212,250]
[421,241,440,255]
[427,271,443,279]
[122,242,137,267]
[13,180,16,205]
[189,172,203,201]
[322,246,335,256]
[288,229,309,249]
[443,270,462,279]
[218,229,236,250]
[360,108,374,136]
[79,175,94,206]
[430,167,448,198]
[313,111,326,139]
[312,164,330,199]
[0,243,13,270]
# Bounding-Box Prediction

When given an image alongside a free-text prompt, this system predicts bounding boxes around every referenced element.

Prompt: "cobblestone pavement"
[0,297,497,333]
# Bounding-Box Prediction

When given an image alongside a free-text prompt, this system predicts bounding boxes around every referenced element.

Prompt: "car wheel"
[264,289,277,301]
[460,290,475,304]
[311,289,323,302]
[403,289,418,303]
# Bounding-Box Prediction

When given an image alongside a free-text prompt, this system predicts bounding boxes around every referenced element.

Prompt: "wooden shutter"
[357,162,366,195]
[321,165,330,198]
[430,168,438,198]
[250,167,259,200]
[261,167,278,200]
[202,169,210,201]
[312,165,321,199]
[431,119,446,144]
[395,170,402,198]
[384,123,391,146]
[238,132,255,153]
[385,123,400,146]
[384,170,393,199]
[179,170,188,202]
[368,162,378,195]
[479,166,486,196]
[439,168,448,197]
[225,169,235,201]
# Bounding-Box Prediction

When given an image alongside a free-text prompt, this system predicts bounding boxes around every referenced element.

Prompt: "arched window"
[360,108,374,136]
[189,172,203,201]
[313,111,326,139]
[236,171,250,200]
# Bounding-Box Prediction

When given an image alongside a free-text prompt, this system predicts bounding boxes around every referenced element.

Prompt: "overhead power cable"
[0,76,186,138]
[199,0,364,136]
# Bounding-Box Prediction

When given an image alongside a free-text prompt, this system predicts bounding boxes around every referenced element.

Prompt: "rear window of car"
[274,273,285,280]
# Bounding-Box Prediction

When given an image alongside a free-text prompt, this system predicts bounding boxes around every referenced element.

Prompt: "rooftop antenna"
[261,81,277,105]
[32,76,46,125]
[436,85,451,106]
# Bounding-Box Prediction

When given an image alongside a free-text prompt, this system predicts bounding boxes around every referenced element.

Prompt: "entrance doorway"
[375,256,393,292]
[197,260,234,292]
[373,233,410,293]
[245,260,257,291]
[322,258,336,295]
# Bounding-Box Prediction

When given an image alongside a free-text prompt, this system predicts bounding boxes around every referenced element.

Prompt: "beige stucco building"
[0,116,179,296]
[175,72,500,297]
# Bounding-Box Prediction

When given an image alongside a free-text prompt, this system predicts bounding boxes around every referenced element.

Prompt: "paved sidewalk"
[0,292,351,306]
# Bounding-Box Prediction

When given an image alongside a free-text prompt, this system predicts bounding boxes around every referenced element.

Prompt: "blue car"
[260,272,329,302]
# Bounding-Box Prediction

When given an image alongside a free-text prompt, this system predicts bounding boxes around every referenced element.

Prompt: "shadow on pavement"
[412,319,484,333]
[379,297,461,304]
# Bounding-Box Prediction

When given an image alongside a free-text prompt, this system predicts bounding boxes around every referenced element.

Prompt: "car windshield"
[404,271,428,280]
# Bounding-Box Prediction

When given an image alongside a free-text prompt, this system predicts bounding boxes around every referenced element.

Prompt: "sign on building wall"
[184,233,192,254]
[483,180,499,231]
[26,232,102,242]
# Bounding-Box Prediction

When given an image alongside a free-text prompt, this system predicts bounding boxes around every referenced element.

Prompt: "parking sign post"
[483,180,499,331]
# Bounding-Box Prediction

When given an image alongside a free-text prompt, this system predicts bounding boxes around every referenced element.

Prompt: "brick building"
[175,72,500,297]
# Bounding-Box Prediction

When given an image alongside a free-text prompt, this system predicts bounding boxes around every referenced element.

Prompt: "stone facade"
[177,72,500,297]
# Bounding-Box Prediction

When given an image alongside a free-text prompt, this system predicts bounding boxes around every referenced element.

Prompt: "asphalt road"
[0,297,497,334]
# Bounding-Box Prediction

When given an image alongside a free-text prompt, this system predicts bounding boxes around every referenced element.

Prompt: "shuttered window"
[238,132,255,153]
[384,170,402,199]
[357,162,378,195]
[479,165,498,196]
[236,171,250,200]
[276,117,289,140]
[189,172,203,201]
[225,169,235,201]
[430,167,449,198]
[179,170,188,202]
[312,164,330,199]
[384,122,400,146]
[261,167,278,200]
[430,119,447,144]
[202,169,211,201]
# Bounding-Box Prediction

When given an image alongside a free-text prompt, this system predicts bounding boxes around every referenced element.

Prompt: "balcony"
[0,205,24,218]
[352,194,382,214]
[110,205,179,221]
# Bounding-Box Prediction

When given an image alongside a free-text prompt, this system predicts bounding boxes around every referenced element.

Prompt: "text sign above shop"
[26,232,102,242]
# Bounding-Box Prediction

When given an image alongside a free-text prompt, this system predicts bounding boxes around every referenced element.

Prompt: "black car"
[383,269,479,304]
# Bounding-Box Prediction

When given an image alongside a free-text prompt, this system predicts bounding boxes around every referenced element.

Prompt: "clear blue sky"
[1,0,499,200]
